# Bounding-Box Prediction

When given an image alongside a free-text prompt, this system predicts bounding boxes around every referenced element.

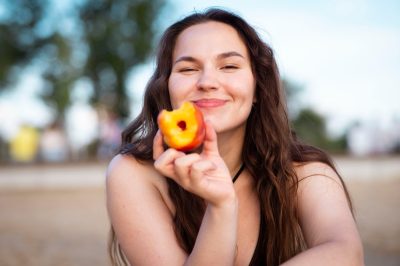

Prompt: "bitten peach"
[157,102,205,151]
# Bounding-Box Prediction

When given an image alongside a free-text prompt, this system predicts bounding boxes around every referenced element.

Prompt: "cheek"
[245,75,256,102]
[230,74,256,101]
[168,74,196,108]
[167,76,182,108]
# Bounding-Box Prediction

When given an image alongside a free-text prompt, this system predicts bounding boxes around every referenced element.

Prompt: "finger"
[201,121,220,156]
[154,148,185,178]
[174,153,201,183]
[190,160,217,182]
[153,130,164,160]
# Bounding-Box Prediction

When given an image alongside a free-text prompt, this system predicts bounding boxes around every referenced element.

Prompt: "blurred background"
[0,0,399,265]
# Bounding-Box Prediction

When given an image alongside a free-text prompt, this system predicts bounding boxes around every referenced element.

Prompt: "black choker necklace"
[232,164,245,183]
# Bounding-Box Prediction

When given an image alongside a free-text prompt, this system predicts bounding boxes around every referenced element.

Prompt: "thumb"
[201,121,220,156]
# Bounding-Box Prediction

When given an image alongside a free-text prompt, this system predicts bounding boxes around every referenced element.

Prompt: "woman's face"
[168,21,256,134]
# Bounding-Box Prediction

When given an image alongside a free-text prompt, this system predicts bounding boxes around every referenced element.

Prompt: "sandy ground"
[0,157,399,266]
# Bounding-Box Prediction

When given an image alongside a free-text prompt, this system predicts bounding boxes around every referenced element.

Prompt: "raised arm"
[106,122,239,266]
[281,162,364,266]
[152,121,238,265]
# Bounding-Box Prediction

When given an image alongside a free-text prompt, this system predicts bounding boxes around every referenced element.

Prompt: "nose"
[196,67,220,91]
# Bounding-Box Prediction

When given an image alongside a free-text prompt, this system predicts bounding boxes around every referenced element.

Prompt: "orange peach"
[157,102,205,151]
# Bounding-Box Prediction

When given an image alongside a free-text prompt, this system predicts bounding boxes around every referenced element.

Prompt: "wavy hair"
[109,8,352,265]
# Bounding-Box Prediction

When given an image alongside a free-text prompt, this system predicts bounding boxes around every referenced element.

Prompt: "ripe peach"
[157,102,205,151]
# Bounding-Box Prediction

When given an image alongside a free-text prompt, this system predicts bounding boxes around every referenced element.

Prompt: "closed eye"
[179,68,197,73]
[221,65,239,71]
[222,65,238,69]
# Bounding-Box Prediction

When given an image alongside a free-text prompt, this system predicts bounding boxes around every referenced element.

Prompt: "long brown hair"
[109,8,352,265]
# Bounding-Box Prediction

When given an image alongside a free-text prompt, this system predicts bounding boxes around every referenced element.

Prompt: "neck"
[217,124,246,177]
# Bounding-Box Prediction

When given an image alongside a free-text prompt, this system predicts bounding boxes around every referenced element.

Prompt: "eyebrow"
[174,51,245,64]
[217,51,244,60]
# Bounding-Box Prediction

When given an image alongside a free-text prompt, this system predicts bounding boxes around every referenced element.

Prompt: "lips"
[193,98,227,108]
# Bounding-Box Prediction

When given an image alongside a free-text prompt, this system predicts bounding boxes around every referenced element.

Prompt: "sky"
[1,0,399,141]
[131,0,400,137]
[157,0,400,136]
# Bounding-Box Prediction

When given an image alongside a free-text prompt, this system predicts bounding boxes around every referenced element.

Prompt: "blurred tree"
[79,0,165,119]
[0,0,166,121]
[282,78,303,119]
[283,79,347,153]
[40,32,79,121]
[0,0,49,89]
[291,108,329,148]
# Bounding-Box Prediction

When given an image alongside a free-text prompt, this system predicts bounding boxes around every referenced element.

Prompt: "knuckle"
[191,163,202,173]
[192,160,209,171]
[189,153,201,160]
[174,159,185,170]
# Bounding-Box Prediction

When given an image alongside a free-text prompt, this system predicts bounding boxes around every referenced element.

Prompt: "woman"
[106,8,363,265]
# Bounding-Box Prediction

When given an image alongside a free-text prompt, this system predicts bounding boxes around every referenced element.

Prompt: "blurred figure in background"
[66,102,99,161]
[347,122,371,157]
[97,108,121,161]
[9,124,39,163]
[347,119,400,157]
[39,121,69,163]
[0,136,8,162]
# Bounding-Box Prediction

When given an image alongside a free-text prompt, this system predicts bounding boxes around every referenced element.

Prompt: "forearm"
[280,240,364,266]
[184,199,239,266]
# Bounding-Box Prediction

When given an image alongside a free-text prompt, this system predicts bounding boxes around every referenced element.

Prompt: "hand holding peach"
[153,119,237,207]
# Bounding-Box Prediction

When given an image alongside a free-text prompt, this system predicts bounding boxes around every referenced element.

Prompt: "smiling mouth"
[193,99,227,108]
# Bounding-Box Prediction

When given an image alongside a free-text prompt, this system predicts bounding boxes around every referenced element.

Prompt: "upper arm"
[296,162,362,249]
[106,154,187,265]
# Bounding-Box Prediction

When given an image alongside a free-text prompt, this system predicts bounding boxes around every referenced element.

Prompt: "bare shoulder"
[294,161,342,184]
[106,154,164,214]
[107,154,155,183]
[293,161,363,258]
[106,154,185,264]
[293,161,350,224]
[293,161,346,197]
[106,154,174,213]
